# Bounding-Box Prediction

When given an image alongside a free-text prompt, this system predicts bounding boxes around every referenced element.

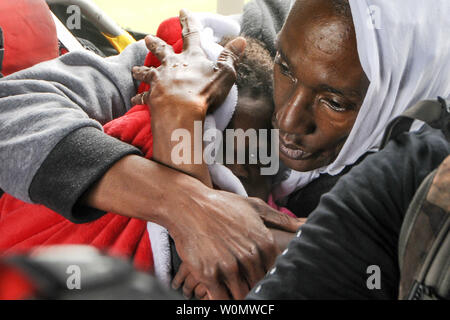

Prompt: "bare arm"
[82,9,304,300]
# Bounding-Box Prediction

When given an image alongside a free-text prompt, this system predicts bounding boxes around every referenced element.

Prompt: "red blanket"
[0,105,155,271]
[0,17,184,272]
[0,17,295,273]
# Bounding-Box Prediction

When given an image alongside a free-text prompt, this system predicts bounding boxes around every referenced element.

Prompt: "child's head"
[220,36,275,201]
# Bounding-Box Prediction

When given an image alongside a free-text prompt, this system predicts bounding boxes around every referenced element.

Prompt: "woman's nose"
[275,86,316,136]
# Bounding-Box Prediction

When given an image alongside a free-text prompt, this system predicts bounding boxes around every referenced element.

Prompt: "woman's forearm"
[151,105,213,187]
[80,154,211,226]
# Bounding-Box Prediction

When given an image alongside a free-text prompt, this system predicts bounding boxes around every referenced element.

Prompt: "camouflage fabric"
[381,98,449,300]
[398,156,450,299]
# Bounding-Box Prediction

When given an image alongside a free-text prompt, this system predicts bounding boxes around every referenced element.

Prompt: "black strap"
[381,97,450,148]
[0,26,4,78]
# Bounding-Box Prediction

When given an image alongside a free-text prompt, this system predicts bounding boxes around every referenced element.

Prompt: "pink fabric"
[267,194,296,218]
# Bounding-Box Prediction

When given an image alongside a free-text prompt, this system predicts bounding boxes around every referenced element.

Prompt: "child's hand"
[172,263,211,300]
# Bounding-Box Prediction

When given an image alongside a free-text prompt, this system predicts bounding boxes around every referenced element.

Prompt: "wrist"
[82,154,215,229]
[152,102,206,127]
[151,98,207,122]
[151,106,207,171]
[157,177,219,240]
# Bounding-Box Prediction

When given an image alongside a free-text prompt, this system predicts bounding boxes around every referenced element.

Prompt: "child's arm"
[271,227,303,252]
[172,263,211,300]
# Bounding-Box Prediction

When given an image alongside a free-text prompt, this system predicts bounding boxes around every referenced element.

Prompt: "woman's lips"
[272,118,314,161]
[278,138,313,161]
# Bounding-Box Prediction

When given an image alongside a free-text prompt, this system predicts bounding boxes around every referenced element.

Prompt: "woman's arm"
[129,10,305,299]
[0,41,148,221]
[0,8,301,300]
[148,96,213,187]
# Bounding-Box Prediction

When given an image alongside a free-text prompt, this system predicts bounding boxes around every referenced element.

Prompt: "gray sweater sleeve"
[0,40,148,222]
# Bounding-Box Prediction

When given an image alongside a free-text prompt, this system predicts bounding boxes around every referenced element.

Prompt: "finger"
[201,294,211,301]
[225,235,265,289]
[223,271,251,300]
[251,199,303,232]
[236,245,266,289]
[297,218,307,227]
[258,234,279,274]
[205,283,231,300]
[207,284,232,300]
[131,91,151,106]
[172,263,190,290]
[219,259,250,300]
[263,211,303,232]
[132,66,159,84]
[212,38,247,88]
[217,37,247,69]
[200,38,247,111]
[194,283,209,300]
[144,34,174,63]
[131,93,144,106]
[182,274,200,299]
[204,290,214,300]
[201,264,232,300]
[179,8,202,53]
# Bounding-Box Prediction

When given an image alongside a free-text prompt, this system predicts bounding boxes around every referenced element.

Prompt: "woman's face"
[272,0,370,172]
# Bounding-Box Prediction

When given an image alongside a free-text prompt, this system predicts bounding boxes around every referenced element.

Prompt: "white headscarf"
[275,0,450,199]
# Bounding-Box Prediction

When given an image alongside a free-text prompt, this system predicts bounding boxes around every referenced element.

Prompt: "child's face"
[225,91,274,201]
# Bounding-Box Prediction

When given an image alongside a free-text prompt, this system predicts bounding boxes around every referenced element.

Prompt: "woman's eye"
[322,98,347,112]
[275,52,296,83]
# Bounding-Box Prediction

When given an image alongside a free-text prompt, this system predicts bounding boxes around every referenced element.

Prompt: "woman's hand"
[168,194,304,300]
[131,9,246,119]
[173,218,307,300]
[83,155,303,300]
[122,9,304,300]
[131,9,246,186]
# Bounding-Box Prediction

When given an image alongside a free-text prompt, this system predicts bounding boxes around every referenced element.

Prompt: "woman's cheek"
[310,109,358,154]
[315,105,358,133]
[273,69,293,113]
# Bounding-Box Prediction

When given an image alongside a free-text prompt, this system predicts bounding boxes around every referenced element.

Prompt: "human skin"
[132,1,372,298]
[129,0,371,298]
[224,89,275,200]
[83,9,302,301]
[272,0,370,172]
[132,12,306,298]
[147,87,304,299]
